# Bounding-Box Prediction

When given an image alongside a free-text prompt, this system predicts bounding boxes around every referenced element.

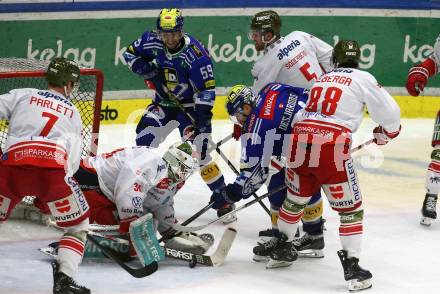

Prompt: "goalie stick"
[45,218,158,278]
[86,234,158,278]
[41,227,237,268]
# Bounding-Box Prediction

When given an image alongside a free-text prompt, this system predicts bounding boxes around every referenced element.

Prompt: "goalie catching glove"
[164,232,214,255]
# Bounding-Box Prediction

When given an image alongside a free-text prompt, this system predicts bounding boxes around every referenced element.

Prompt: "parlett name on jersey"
[277,39,301,60]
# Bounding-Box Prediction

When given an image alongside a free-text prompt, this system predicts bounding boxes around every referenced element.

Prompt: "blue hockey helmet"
[225,85,256,126]
[157,8,184,33]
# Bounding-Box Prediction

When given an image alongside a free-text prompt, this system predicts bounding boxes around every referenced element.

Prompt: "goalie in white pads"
[72,142,213,256]
[0,58,90,294]
[406,33,440,226]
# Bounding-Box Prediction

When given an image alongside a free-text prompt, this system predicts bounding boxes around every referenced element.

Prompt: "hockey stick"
[214,147,271,216]
[158,202,214,243]
[166,185,287,233]
[351,138,375,153]
[45,219,158,278]
[165,91,270,216]
[86,234,158,278]
[84,227,237,267]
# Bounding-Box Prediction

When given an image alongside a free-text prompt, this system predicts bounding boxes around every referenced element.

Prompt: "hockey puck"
[189,256,197,268]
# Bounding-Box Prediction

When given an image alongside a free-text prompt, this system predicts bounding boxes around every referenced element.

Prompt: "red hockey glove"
[373,125,401,145]
[406,58,437,96]
[232,123,242,140]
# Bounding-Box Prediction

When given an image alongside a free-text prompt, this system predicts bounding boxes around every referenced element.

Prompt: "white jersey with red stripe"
[295,68,401,135]
[85,146,170,221]
[251,31,333,94]
[0,88,82,174]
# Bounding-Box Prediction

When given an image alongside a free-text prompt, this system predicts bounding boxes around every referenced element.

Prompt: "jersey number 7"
[40,112,59,136]
[305,86,343,116]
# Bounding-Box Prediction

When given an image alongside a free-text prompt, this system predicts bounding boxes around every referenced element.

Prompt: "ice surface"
[1,118,439,294]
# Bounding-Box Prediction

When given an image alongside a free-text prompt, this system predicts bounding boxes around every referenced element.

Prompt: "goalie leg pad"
[129,213,165,266]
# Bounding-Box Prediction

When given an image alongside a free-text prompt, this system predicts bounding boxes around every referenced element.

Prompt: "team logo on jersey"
[163,67,179,91]
[259,90,279,120]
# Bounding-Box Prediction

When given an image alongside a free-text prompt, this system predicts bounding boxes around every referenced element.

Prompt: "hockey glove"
[406,58,437,96]
[210,188,235,210]
[373,125,401,145]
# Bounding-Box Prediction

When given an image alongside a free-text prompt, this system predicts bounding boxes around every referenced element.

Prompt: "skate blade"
[348,278,372,292]
[298,249,324,258]
[252,254,269,262]
[265,258,293,269]
[420,216,434,226]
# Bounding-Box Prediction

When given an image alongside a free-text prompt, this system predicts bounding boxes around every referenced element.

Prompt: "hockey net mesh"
[0,57,103,157]
[0,58,103,219]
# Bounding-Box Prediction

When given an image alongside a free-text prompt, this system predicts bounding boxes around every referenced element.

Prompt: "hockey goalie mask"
[225,85,256,127]
[163,141,196,184]
[157,8,184,50]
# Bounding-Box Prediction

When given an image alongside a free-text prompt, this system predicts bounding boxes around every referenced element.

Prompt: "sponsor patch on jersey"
[190,44,203,58]
[204,79,215,89]
[277,39,301,60]
[132,196,143,209]
[259,90,279,120]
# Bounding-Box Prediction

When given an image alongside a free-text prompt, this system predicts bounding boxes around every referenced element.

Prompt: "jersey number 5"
[40,112,59,136]
[305,86,343,115]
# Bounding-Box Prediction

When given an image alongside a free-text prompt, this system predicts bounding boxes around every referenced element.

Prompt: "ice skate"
[253,235,280,262]
[420,194,437,226]
[217,203,237,224]
[52,261,90,294]
[293,233,325,258]
[266,233,298,269]
[337,250,372,292]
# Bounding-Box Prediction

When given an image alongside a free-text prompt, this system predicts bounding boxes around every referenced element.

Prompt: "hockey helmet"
[332,40,361,68]
[157,8,184,33]
[46,57,80,87]
[249,10,282,37]
[163,141,196,183]
[225,85,256,126]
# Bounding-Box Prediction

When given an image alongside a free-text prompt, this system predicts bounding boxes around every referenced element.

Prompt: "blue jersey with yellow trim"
[124,31,215,109]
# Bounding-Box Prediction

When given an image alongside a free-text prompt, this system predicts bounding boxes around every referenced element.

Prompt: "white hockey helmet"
[163,141,196,183]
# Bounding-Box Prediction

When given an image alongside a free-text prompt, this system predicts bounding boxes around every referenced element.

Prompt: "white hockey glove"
[164,232,214,255]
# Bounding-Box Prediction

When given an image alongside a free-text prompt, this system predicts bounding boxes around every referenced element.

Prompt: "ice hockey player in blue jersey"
[123,8,235,223]
[210,83,324,261]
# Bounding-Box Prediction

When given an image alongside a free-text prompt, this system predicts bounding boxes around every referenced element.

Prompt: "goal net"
[0,58,103,222]
[0,57,103,157]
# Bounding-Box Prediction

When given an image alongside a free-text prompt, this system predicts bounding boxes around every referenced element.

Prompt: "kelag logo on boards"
[100,105,119,121]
